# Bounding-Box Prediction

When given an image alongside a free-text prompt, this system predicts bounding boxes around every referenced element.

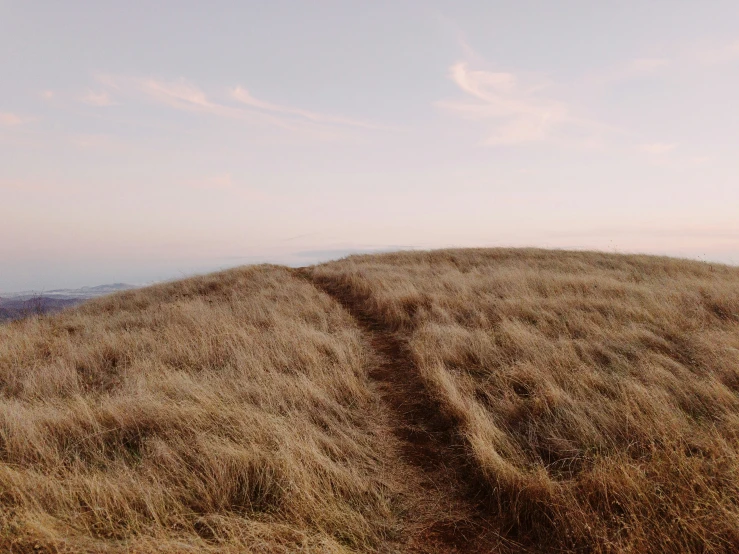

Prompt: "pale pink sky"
[2,1,738,290]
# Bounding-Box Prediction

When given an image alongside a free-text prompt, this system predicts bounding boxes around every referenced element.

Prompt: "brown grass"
[0,266,406,553]
[4,249,739,553]
[311,248,739,553]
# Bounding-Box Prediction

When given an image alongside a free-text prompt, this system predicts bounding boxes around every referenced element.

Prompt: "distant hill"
[1,250,739,553]
[0,283,137,321]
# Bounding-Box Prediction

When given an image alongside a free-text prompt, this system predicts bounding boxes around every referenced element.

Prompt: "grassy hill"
[2,249,739,553]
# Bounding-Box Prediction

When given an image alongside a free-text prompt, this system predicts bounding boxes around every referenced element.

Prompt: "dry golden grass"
[0,266,406,553]
[4,249,739,553]
[312,248,739,553]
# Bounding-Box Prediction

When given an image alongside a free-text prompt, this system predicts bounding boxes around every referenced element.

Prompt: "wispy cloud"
[437,62,586,146]
[0,112,24,126]
[82,90,116,107]
[438,34,739,151]
[104,76,309,131]
[153,79,321,133]
[230,87,382,129]
[40,90,55,100]
[140,79,231,113]
[96,75,384,136]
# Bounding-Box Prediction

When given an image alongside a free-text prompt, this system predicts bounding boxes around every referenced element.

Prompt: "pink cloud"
[0,112,24,126]
[134,78,303,131]
[141,79,215,111]
[230,86,382,129]
[437,62,571,145]
[82,90,116,106]
[95,75,384,136]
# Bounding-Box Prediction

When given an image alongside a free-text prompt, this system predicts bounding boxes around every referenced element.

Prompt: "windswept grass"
[4,249,739,552]
[312,248,739,553]
[0,266,404,553]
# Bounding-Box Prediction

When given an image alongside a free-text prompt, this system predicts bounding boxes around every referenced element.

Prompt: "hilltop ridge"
[1,249,739,553]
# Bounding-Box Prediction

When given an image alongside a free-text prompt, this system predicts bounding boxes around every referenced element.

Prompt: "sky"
[2,1,739,291]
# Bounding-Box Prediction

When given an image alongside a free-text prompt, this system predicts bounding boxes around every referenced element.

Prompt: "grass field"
[2,249,739,552]
[312,249,739,552]
[0,266,409,553]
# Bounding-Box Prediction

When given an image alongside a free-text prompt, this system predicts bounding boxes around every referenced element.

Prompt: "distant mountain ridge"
[2,283,135,301]
[0,283,137,321]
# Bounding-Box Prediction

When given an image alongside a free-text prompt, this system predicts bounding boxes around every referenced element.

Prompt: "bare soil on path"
[302,271,524,553]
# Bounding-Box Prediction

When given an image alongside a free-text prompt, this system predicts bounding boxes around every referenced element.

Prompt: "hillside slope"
[312,248,739,553]
[0,267,413,553]
[2,249,739,553]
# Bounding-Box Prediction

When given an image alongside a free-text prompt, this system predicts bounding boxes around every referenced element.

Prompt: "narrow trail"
[302,271,517,553]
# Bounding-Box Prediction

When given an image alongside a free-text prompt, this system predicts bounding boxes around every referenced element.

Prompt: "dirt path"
[302,271,518,553]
